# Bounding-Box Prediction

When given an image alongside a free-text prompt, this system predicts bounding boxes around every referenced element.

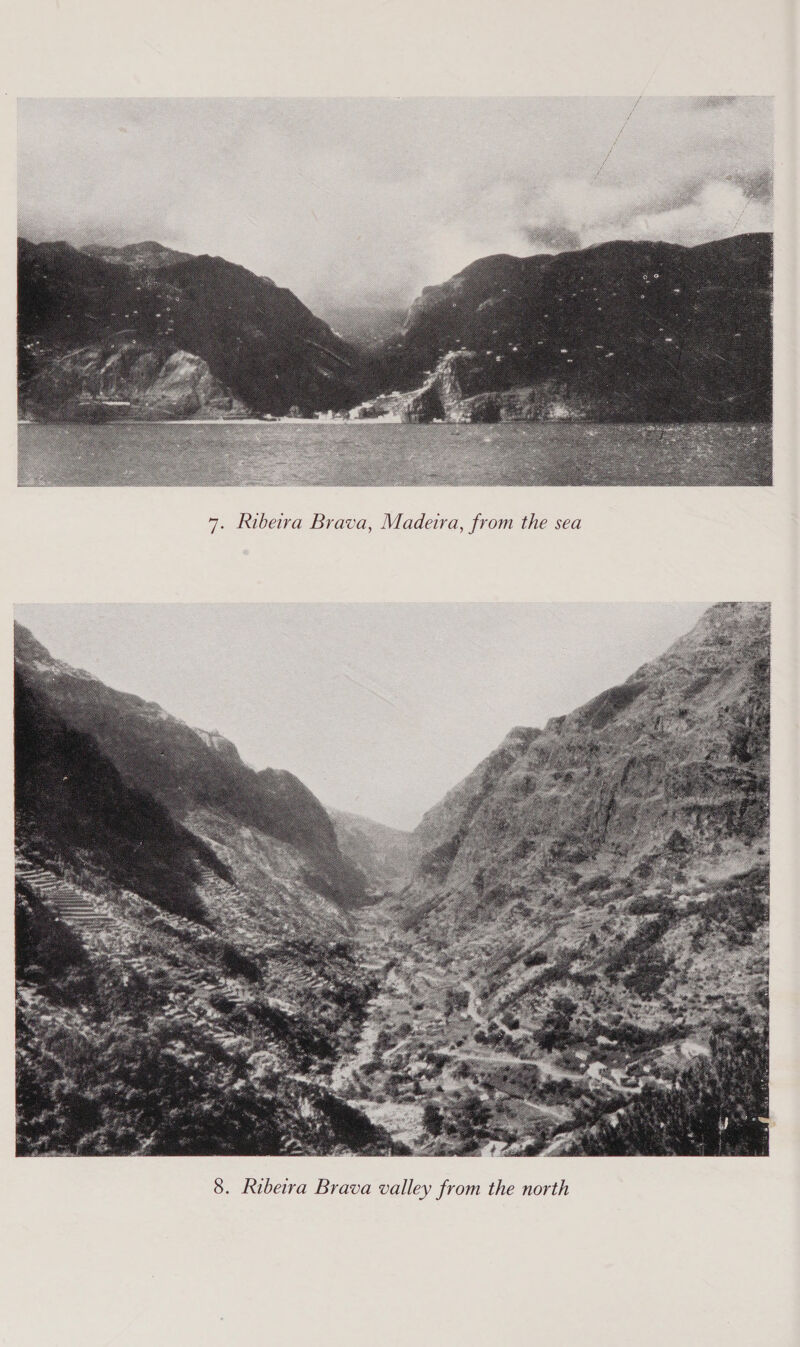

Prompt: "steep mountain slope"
[341,604,769,1156]
[18,239,363,419]
[328,809,420,896]
[16,670,225,922]
[373,234,772,423]
[406,602,769,916]
[15,624,364,906]
[15,629,396,1157]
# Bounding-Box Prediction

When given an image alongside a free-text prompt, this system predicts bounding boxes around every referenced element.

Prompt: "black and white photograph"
[16,602,769,1157]
[18,97,772,487]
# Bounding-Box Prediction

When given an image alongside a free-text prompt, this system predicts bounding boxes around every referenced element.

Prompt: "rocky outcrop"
[18,238,364,419]
[378,234,772,423]
[414,726,541,870]
[21,343,252,421]
[398,354,599,424]
[400,350,488,422]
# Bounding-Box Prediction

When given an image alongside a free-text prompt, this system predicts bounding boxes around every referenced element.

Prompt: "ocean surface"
[18,420,772,487]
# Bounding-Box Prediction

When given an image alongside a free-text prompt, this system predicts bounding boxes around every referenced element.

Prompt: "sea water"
[18,420,771,487]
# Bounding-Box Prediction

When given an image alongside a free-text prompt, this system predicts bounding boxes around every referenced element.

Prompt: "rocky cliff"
[405,602,769,924]
[352,603,769,1156]
[21,344,252,421]
[377,234,772,423]
[18,239,364,419]
[16,670,227,923]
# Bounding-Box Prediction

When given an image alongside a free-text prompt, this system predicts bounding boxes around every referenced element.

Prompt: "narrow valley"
[15,603,770,1157]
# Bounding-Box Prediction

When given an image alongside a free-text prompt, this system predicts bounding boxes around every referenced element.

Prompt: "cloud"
[523,223,582,252]
[691,95,741,110]
[18,97,773,312]
[588,180,772,245]
[739,167,774,203]
[516,174,772,257]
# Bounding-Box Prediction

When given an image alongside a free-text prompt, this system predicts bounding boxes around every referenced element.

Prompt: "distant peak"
[80,241,194,269]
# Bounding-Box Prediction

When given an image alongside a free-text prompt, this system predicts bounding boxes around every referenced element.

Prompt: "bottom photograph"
[14,602,769,1158]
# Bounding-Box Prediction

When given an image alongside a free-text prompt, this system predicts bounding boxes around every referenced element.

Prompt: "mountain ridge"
[19,232,772,424]
[18,238,362,419]
[402,602,769,927]
[370,232,772,423]
[14,623,365,907]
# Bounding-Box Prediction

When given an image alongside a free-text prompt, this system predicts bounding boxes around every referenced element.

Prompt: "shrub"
[579,1025,768,1156]
[422,1102,443,1136]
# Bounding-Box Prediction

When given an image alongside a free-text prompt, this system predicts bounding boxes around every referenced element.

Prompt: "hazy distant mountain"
[328,808,420,895]
[18,238,364,419]
[320,303,409,348]
[372,234,772,423]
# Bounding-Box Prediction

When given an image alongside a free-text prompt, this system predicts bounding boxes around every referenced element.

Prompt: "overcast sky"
[18,98,772,317]
[17,603,707,830]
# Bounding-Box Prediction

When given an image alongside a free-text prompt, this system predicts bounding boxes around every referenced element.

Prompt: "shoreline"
[18,418,772,430]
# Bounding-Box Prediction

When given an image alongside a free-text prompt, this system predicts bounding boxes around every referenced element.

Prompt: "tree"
[579,1025,769,1156]
[422,1102,443,1136]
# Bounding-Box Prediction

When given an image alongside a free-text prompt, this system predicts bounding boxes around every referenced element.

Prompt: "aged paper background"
[0,2,796,1343]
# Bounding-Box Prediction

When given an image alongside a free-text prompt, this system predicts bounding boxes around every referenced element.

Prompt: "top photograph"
[17,97,772,488]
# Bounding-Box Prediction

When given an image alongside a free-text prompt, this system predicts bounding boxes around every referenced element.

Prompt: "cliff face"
[20,344,252,421]
[15,670,226,923]
[405,603,769,926]
[18,239,364,419]
[378,234,772,423]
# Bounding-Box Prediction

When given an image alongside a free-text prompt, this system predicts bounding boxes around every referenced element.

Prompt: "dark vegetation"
[578,1024,769,1156]
[374,234,772,423]
[16,672,219,921]
[18,240,362,416]
[15,877,389,1156]
[19,233,771,424]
